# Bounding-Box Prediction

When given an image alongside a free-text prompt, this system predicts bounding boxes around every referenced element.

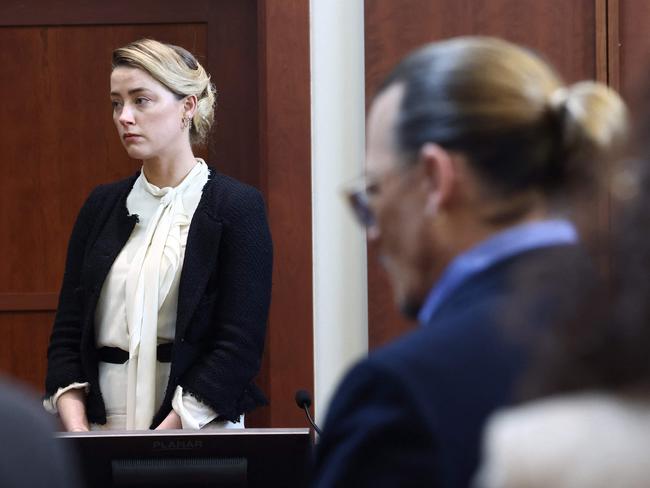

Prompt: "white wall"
[310,0,368,425]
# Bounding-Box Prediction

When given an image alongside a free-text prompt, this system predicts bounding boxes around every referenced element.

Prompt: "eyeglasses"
[343,161,417,230]
[342,173,383,228]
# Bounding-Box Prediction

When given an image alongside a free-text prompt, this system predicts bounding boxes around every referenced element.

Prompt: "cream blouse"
[45,160,243,430]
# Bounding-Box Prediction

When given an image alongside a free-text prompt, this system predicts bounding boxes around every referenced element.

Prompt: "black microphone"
[295,389,322,435]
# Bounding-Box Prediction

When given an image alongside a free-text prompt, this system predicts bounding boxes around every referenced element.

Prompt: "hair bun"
[560,82,627,153]
[544,81,627,193]
[549,87,569,111]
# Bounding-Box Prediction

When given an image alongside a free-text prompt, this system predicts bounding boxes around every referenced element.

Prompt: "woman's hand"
[155,409,182,430]
[57,389,90,432]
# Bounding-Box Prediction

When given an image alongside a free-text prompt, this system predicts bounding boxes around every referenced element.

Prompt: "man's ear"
[418,143,457,215]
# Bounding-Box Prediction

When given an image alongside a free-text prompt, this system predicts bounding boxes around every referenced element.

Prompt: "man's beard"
[379,255,425,321]
[399,298,422,321]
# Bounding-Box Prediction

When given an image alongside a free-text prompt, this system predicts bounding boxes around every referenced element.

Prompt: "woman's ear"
[183,95,198,119]
[418,143,458,215]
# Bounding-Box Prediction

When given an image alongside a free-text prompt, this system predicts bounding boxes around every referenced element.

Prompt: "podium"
[56,428,312,488]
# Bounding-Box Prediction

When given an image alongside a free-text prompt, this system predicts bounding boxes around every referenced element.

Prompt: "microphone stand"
[301,403,322,436]
[295,390,322,436]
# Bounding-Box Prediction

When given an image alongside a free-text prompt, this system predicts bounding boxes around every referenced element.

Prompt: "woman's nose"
[118,105,135,126]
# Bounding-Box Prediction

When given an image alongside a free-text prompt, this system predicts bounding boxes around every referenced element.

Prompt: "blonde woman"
[44,39,272,431]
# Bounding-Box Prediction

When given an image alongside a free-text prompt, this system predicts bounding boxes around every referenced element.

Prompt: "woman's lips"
[123,133,142,143]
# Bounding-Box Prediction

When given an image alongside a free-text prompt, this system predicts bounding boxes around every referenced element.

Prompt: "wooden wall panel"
[365,0,601,348]
[0,0,313,429]
[0,313,53,388]
[251,0,313,428]
[618,0,650,103]
[205,0,261,187]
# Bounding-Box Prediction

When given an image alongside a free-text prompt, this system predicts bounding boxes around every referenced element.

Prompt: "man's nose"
[367,224,380,241]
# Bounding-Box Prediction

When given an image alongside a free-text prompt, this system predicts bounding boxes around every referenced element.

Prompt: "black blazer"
[45,168,273,428]
[311,245,591,487]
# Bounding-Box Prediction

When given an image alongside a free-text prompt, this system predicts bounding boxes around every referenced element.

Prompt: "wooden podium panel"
[57,428,312,487]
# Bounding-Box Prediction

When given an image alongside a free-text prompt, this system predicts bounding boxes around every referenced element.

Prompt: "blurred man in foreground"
[312,36,627,487]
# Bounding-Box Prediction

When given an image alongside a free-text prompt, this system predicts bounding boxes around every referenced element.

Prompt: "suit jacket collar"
[418,220,578,326]
[422,243,588,330]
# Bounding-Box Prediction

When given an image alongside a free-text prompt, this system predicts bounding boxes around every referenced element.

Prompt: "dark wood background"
[364,0,650,348]
[618,0,650,102]
[0,0,312,428]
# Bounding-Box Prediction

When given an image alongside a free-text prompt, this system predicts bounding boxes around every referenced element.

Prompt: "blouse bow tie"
[124,162,203,429]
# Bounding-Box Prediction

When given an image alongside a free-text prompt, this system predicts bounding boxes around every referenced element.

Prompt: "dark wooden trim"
[607,0,621,91]
[247,0,271,429]
[602,0,620,274]
[595,0,621,89]
[595,0,609,84]
[205,0,261,187]
[0,0,211,26]
[0,293,58,312]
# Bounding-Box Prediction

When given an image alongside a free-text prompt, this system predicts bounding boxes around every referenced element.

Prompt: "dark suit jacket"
[311,245,591,487]
[45,168,273,428]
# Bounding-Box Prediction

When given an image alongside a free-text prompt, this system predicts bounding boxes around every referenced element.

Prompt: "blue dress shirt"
[417,219,578,325]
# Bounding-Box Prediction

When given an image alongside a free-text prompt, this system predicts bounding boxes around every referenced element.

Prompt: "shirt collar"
[417,218,578,326]
[140,158,207,199]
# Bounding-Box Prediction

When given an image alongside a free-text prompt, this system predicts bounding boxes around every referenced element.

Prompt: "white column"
[310,0,368,425]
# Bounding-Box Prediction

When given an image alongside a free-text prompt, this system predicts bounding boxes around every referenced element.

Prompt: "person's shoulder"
[329,328,444,408]
[422,244,593,354]
[0,378,81,487]
[206,167,263,198]
[368,326,434,367]
[203,166,266,217]
[324,344,418,416]
[315,351,435,487]
[478,392,650,487]
[0,379,51,426]
[83,171,139,206]
[320,351,421,448]
[360,310,526,406]
[487,391,650,441]
[366,314,487,374]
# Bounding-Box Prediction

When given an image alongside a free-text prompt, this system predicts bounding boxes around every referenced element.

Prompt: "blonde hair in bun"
[551,81,628,161]
[380,36,628,201]
[112,38,217,145]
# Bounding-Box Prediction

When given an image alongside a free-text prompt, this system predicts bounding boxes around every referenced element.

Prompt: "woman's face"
[110,67,188,161]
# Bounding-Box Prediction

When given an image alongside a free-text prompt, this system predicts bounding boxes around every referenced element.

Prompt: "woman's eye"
[111,100,122,110]
[135,97,150,105]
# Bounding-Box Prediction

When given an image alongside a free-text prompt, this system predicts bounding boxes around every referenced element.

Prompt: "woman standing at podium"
[43,39,272,431]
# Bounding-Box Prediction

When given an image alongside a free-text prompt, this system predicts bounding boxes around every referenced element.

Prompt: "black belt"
[97,343,173,364]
